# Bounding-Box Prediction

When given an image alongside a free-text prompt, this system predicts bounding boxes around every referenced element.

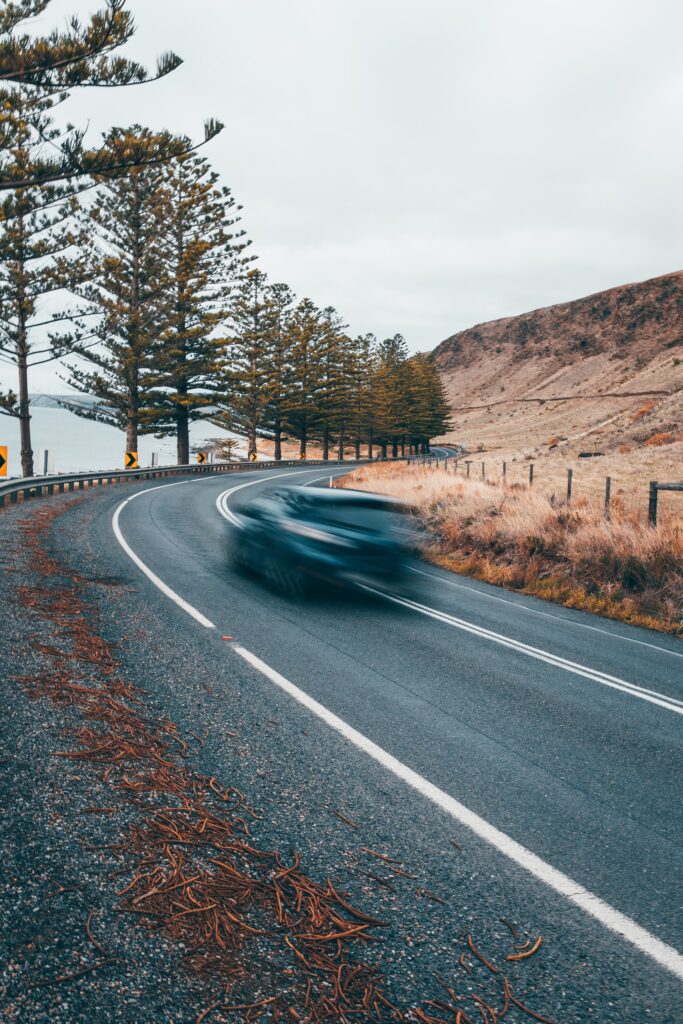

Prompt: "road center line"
[110,471,683,980]
[408,565,683,660]
[360,586,683,715]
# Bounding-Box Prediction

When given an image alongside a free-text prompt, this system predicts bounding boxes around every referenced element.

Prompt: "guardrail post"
[604,476,611,519]
[566,468,572,503]
[648,481,658,526]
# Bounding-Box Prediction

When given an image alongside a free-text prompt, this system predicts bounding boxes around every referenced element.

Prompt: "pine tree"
[262,281,296,461]
[66,128,171,452]
[406,353,452,451]
[222,269,274,460]
[346,333,375,460]
[315,306,347,461]
[0,1,221,191]
[0,120,88,476]
[374,333,410,458]
[282,298,324,459]
[152,150,252,464]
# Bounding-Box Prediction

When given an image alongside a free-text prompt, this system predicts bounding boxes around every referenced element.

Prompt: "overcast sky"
[11,0,683,392]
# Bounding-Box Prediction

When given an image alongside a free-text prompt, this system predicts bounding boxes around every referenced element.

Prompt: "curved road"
[101,464,681,1019]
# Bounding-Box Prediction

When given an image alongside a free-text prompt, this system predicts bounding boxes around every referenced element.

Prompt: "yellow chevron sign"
[0,446,7,478]
[249,451,257,462]
[197,452,207,465]
[299,452,306,461]
[125,451,138,470]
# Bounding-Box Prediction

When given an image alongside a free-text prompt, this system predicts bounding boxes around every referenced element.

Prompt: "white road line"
[112,482,216,629]
[215,468,334,528]
[361,586,683,715]
[409,565,683,660]
[216,472,682,713]
[232,644,683,982]
[109,472,683,980]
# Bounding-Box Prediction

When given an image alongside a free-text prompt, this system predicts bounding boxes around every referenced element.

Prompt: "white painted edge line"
[109,471,683,979]
[112,482,216,629]
[216,471,683,714]
[232,643,683,981]
[361,586,683,715]
[409,565,683,661]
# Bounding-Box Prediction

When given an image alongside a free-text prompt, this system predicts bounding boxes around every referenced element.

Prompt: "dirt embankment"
[432,270,683,460]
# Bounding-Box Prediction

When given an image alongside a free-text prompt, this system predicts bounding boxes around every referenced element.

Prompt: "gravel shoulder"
[1,485,681,1023]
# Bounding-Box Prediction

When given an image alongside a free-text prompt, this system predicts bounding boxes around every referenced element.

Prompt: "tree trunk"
[322,423,329,461]
[274,418,282,461]
[368,433,374,461]
[177,406,190,465]
[401,437,405,457]
[248,423,257,460]
[354,438,360,460]
[126,409,138,453]
[17,346,34,478]
[392,440,398,459]
[337,422,345,461]
[300,419,307,459]
[381,441,387,460]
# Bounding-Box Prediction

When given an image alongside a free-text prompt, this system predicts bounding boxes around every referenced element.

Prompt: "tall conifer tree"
[67,127,170,452]
[262,282,296,461]
[282,298,324,459]
[0,120,87,476]
[0,1,221,191]
[222,269,274,460]
[152,150,252,464]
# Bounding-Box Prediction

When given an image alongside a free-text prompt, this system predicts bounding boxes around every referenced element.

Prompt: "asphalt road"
[51,463,683,1018]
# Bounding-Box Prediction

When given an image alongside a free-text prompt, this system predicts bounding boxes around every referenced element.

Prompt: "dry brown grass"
[340,462,683,635]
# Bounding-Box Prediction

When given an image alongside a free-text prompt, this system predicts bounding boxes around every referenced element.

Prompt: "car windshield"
[287,494,403,534]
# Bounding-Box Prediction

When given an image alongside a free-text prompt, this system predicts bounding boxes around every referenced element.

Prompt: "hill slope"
[433,271,683,456]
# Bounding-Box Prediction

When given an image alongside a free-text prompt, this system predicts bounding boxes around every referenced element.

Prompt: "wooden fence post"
[566,468,573,503]
[502,461,506,484]
[604,476,611,519]
[648,482,658,526]
[481,461,485,481]
[466,460,471,478]
[529,463,534,486]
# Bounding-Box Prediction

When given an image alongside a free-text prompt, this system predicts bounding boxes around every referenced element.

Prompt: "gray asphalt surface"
[2,463,682,1022]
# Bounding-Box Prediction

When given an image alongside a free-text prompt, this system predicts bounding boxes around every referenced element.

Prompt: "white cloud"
[5,0,683,393]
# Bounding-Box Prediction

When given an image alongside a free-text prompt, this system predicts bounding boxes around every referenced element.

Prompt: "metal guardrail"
[0,458,361,509]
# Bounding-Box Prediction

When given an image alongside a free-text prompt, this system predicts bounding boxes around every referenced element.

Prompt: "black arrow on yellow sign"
[125,451,138,470]
[197,452,207,465]
[0,446,7,478]
[249,451,257,462]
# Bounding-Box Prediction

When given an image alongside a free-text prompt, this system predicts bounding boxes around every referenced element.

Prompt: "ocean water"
[1,407,247,477]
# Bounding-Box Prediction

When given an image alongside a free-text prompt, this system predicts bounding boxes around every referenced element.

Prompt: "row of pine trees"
[0,2,450,476]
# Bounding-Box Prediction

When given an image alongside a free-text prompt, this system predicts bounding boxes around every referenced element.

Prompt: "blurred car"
[231,485,411,596]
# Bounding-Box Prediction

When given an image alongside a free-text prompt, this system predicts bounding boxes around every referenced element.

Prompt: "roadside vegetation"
[341,462,683,635]
[0,2,451,476]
